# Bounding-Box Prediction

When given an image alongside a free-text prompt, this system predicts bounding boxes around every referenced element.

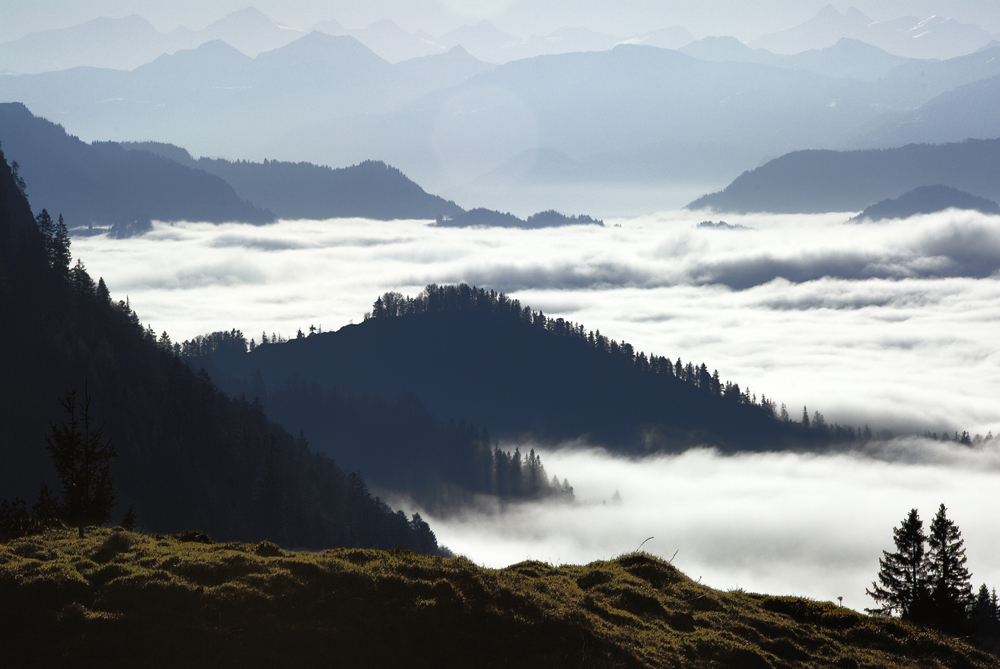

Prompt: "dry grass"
[0,529,996,668]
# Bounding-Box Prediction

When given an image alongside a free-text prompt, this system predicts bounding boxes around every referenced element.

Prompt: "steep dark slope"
[123,142,463,221]
[0,103,273,232]
[202,286,822,453]
[688,139,1000,213]
[0,148,440,553]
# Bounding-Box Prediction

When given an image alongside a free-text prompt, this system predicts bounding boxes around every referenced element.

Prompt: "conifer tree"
[52,213,71,273]
[45,387,118,539]
[866,508,928,619]
[970,584,1000,641]
[926,504,974,632]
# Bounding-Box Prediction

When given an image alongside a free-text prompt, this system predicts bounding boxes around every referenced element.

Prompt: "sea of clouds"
[73,208,1000,436]
[71,208,1000,605]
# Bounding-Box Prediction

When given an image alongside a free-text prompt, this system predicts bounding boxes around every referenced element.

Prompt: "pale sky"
[2,0,998,44]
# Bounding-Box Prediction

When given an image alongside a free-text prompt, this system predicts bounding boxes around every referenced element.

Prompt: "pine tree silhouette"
[866,508,928,619]
[926,504,974,633]
[45,386,118,539]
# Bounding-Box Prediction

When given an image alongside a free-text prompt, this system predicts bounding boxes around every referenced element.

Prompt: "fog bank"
[410,441,1000,611]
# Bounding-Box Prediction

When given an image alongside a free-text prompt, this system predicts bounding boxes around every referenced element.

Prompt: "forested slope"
[0,146,441,553]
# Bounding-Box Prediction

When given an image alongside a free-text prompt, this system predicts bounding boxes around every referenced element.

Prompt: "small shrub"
[255,541,283,558]
[91,530,135,563]
[174,530,213,544]
[118,504,138,532]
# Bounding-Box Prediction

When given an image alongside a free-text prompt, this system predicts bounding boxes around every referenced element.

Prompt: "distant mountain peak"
[206,6,276,28]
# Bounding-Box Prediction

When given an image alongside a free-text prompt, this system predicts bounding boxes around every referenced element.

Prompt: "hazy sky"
[2,0,998,43]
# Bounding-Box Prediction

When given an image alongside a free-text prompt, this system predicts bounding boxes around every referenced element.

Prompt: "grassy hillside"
[2,528,996,669]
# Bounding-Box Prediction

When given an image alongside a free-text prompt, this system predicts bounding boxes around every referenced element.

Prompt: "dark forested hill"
[0,103,273,234]
[687,139,1000,213]
[124,142,463,221]
[0,147,442,553]
[199,285,835,454]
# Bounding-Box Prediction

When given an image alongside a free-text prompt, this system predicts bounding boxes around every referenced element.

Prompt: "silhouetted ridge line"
[361,284,864,445]
[367,284,773,407]
[0,103,274,236]
[124,142,464,221]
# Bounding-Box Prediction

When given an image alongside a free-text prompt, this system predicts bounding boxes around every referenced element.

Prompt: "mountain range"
[0,8,305,75]
[5,25,1000,211]
[0,8,666,73]
[0,103,608,231]
[750,4,995,59]
[4,4,995,78]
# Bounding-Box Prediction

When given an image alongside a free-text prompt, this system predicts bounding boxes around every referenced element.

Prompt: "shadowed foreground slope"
[2,528,996,669]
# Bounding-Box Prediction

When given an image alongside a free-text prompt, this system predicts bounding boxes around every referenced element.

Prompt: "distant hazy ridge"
[688,139,1000,214]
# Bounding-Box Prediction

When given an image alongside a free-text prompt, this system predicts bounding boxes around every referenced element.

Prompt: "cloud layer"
[72,210,1000,437]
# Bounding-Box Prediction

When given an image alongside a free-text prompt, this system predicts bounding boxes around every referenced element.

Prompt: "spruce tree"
[35,209,54,265]
[45,387,118,539]
[52,214,71,272]
[971,584,1000,642]
[866,508,928,619]
[926,504,974,633]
